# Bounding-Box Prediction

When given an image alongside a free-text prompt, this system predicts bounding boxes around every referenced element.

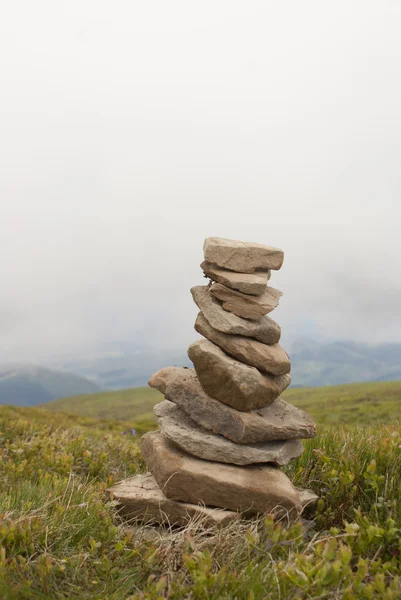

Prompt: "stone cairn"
[109,237,318,527]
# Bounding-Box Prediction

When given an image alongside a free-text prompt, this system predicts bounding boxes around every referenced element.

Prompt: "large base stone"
[195,312,291,375]
[191,286,281,345]
[201,261,271,295]
[204,237,284,272]
[188,339,291,411]
[108,473,318,529]
[210,283,282,320]
[155,400,304,466]
[149,367,316,444]
[108,473,238,527]
[141,432,302,517]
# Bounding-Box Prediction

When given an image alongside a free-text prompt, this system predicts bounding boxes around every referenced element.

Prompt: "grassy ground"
[2,395,401,598]
[44,379,401,427]
[44,387,162,431]
[284,380,401,424]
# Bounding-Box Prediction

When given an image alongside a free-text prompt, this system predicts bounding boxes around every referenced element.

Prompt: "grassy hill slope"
[44,386,162,428]
[284,379,401,424]
[0,403,156,437]
[45,379,401,426]
[1,403,401,598]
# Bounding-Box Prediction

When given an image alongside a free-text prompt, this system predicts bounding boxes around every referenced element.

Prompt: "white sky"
[1,1,401,363]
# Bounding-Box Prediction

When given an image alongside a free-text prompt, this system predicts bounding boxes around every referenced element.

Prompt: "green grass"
[45,380,401,428]
[2,384,401,598]
[0,404,157,436]
[284,380,401,424]
[44,387,162,430]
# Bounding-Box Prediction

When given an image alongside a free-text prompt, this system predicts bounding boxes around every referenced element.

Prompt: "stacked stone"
[109,237,317,527]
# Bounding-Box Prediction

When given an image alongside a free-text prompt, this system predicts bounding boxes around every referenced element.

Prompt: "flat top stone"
[148,367,316,444]
[141,431,302,517]
[156,399,304,466]
[204,237,284,273]
[191,285,281,346]
[201,261,271,296]
[188,339,290,411]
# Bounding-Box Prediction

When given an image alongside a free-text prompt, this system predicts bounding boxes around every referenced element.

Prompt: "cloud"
[1,1,401,363]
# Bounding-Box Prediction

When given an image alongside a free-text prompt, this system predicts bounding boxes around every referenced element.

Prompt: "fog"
[1,1,401,364]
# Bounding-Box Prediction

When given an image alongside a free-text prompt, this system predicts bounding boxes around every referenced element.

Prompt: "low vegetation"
[0,365,101,407]
[45,379,401,426]
[44,386,162,431]
[1,382,401,598]
[285,379,401,424]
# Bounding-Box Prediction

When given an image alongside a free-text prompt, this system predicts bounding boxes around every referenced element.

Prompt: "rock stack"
[109,237,318,527]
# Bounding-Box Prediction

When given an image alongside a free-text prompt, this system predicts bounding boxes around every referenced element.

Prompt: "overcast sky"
[1,1,401,364]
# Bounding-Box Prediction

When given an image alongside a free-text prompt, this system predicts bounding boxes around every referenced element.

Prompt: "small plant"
[1,405,401,598]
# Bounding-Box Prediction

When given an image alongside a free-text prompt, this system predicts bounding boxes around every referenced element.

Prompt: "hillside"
[0,403,152,436]
[0,364,101,406]
[2,401,401,598]
[284,379,401,424]
[45,385,162,429]
[45,379,401,426]
[7,340,401,408]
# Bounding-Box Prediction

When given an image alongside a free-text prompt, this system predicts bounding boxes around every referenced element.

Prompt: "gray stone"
[148,368,316,444]
[153,400,175,418]
[188,339,290,411]
[201,261,271,296]
[156,400,304,466]
[299,488,319,509]
[108,473,238,527]
[210,283,282,320]
[141,431,302,517]
[191,286,281,345]
[195,312,290,375]
[204,237,284,273]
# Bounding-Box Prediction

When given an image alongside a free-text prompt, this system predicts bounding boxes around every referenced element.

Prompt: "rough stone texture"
[153,400,175,418]
[210,283,282,320]
[141,431,302,517]
[191,286,281,345]
[204,237,284,273]
[188,340,291,411]
[155,399,304,466]
[299,488,319,509]
[195,312,291,375]
[108,473,238,527]
[201,261,271,296]
[148,368,316,444]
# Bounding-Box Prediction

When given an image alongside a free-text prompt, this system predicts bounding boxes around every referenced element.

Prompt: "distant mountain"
[0,364,102,407]
[55,338,401,391]
[59,349,191,390]
[289,339,401,387]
